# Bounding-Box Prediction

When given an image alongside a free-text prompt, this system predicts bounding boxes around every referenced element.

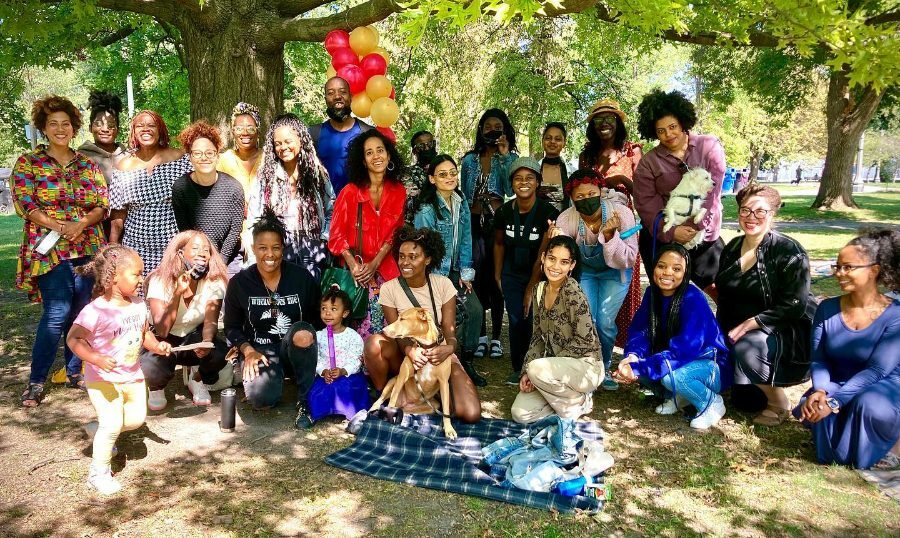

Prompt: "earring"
[387,161,396,172]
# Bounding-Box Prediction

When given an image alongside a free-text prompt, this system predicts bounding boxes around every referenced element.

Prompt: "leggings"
[86,380,147,469]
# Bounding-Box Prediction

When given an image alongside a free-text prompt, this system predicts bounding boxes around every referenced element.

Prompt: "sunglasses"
[412,140,436,153]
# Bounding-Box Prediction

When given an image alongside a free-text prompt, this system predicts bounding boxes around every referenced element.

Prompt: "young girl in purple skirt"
[308,286,370,422]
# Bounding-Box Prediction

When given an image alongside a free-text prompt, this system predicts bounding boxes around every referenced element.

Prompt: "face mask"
[326,106,350,122]
[416,148,437,165]
[484,129,503,144]
[180,252,209,280]
[574,196,602,217]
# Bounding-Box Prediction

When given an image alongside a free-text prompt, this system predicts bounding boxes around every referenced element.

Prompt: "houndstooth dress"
[110,155,192,274]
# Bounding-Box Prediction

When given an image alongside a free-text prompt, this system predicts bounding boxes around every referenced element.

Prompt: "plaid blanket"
[325,415,606,513]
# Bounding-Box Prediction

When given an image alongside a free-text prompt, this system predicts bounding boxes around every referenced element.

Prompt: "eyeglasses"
[412,140,436,153]
[190,150,219,160]
[739,207,771,219]
[435,170,459,180]
[233,126,258,135]
[591,115,616,126]
[830,263,876,274]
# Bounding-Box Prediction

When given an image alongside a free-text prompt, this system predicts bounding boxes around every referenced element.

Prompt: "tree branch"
[274,0,401,42]
[866,10,900,26]
[273,0,330,17]
[98,26,136,46]
[95,0,177,23]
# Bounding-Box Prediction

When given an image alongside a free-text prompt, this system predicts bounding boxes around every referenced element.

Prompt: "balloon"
[360,53,388,78]
[366,75,393,100]
[370,97,399,127]
[331,47,358,70]
[326,65,337,79]
[376,126,396,144]
[368,25,380,44]
[349,26,377,56]
[351,92,373,118]
[324,30,350,55]
[337,64,367,95]
[372,47,390,64]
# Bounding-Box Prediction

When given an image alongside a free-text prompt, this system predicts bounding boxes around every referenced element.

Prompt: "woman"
[579,99,644,363]
[110,110,190,275]
[538,122,568,210]
[715,185,816,425]
[413,155,486,386]
[223,207,322,429]
[142,231,230,410]
[172,121,245,267]
[460,109,518,360]
[363,226,481,423]
[615,245,731,430]
[217,102,263,198]
[328,130,406,338]
[511,235,601,424]
[798,230,899,469]
[247,113,334,280]
[550,168,638,391]
[494,157,560,385]
[633,90,725,289]
[13,95,109,406]
[77,90,126,194]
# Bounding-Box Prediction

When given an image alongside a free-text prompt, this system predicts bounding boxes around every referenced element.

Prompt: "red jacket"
[328,181,406,281]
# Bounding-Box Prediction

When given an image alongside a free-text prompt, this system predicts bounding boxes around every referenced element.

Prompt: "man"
[400,130,437,223]
[794,165,803,184]
[309,77,373,194]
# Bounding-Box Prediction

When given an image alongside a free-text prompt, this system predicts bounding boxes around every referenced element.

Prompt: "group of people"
[11,82,899,496]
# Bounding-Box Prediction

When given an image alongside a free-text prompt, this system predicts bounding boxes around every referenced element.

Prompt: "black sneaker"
[294,403,314,430]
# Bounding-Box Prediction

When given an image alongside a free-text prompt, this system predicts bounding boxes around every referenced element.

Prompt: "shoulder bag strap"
[399,276,443,339]
[355,201,363,259]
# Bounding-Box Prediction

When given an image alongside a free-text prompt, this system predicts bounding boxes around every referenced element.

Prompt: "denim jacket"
[414,191,476,282]
[460,151,519,201]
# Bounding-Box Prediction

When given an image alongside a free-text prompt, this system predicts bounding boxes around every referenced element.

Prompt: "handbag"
[321,202,368,320]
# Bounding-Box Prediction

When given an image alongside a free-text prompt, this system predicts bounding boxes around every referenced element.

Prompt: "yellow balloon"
[370,97,399,127]
[326,65,337,79]
[366,75,393,100]
[351,92,373,118]
[373,47,390,65]
[349,26,377,56]
[367,25,380,45]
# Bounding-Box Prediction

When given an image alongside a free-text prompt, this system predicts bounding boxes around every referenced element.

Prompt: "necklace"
[262,278,281,317]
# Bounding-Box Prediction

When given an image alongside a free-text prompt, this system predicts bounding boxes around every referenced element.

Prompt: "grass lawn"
[721,191,900,225]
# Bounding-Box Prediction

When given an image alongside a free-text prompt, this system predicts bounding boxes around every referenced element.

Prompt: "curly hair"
[465,108,518,157]
[146,230,229,296]
[564,168,604,197]
[411,154,460,219]
[127,110,171,150]
[735,184,782,214]
[392,225,446,274]
[251,205,287,243]
[87,89,123,126]
[636,89,697,141]
[847,229,900,292]
[581,116,628,167]
[76,244,142,298]
[649,243,692,354]
[31,95,82,133]
[177,120,223,152]
[322,284,352,312]
[346,129,405,187]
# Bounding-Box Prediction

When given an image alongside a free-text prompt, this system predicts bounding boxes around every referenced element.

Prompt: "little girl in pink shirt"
[67,245,172,495]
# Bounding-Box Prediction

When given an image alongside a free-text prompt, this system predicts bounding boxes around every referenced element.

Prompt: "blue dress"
[805,297,900,469]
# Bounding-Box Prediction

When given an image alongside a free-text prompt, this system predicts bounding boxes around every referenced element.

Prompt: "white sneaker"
[148,389,168,411]
[690,395,726,430]
[87,466,122,495]
[655,399,678,415]
[84,421,118,457]
[188,368,212,406]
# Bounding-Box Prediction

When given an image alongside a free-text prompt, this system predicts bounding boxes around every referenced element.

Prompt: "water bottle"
[220,388,236,432]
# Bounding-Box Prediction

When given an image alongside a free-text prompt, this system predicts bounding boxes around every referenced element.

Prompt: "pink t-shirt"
[73,297,148,383]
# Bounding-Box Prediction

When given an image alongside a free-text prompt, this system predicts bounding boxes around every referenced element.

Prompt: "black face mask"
[416,149,437,166]
[180,252,209,280]
[484,129,503,144]
[573,196,602,217]
[326,105,350,122]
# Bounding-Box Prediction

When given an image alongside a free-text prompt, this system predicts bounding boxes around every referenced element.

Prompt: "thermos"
[220,388,236,432]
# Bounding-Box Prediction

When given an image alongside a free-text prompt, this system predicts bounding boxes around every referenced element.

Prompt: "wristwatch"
[826,397,840,414]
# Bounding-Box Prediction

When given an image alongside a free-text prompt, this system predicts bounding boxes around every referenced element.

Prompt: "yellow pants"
[86,380,147,468]
[511,357,604,424]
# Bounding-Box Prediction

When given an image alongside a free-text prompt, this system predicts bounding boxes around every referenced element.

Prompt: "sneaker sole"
[148,402,168,411]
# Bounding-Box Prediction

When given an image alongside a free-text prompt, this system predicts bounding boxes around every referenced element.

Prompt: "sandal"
[21,383,45,408]
[489,340,503,358]
[753,404,790,426]
[473,340,489,359]
[66,374,86,391]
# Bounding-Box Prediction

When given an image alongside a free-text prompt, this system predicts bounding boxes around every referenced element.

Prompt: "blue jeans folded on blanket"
[482,415,595,493]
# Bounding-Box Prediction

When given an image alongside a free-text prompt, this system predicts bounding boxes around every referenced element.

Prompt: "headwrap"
[231,102,261,127]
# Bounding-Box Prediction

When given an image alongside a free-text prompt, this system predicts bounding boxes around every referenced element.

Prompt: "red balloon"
[360,53,387,78]
[324,30,350,55]
[376,126,397,143]
[337,64,367,95]
[331,47,359,69]
[389,88,396,100]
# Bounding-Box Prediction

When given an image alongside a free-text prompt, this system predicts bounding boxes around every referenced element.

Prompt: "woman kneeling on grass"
[614,244,731,430]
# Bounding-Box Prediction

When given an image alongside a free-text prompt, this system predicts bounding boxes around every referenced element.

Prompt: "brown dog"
[369,307,457,439]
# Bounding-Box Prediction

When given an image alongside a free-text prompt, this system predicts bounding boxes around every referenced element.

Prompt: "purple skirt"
[308,372,371,421]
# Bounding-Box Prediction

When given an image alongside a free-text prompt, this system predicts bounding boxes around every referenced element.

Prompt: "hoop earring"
[387,161,395,172]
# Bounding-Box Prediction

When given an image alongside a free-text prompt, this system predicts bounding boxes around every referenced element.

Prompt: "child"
[614,244,731,430]
[67,246,172,495]
[307,286,370,422]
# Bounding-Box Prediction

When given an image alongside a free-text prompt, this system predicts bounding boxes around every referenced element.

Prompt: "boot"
[461,352,487,387]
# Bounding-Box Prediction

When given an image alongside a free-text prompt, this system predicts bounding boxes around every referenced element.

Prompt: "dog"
[369,307,457,439]
[662,167,714,250]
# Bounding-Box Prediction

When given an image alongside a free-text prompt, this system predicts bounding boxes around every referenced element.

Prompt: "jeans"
[659,358,721,412]
[501,271,532,373]
[240,322,318,409]
[30,258,94,384]
[140,328,228,391]
[578,267,630,370]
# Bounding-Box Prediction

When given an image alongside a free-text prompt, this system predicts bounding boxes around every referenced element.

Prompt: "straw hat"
[586,99,627,123]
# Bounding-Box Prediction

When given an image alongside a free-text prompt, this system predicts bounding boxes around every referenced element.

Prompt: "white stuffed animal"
[662,167,714,250]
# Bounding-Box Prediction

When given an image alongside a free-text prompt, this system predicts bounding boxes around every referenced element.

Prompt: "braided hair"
[251,205,288,244]
[258,113,329,236]
[87,89,123,126]
[648,244,692,354]
[76,245,141,298]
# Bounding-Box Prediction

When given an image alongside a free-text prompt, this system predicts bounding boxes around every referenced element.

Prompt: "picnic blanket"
[325,415,606,513]
[857,469,900,501]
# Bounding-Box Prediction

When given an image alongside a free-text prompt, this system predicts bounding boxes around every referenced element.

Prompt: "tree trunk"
[748,146,760,182]
[811,67,884,209]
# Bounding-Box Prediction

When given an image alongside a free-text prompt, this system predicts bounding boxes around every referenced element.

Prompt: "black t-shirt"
[493,198,559,273]
[223,260,322,351]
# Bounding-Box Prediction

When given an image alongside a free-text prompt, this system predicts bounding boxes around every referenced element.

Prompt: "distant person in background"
[793,165,803,185]
[538,122,569,211]
[400,130,437,223]
[310,77,373,194]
